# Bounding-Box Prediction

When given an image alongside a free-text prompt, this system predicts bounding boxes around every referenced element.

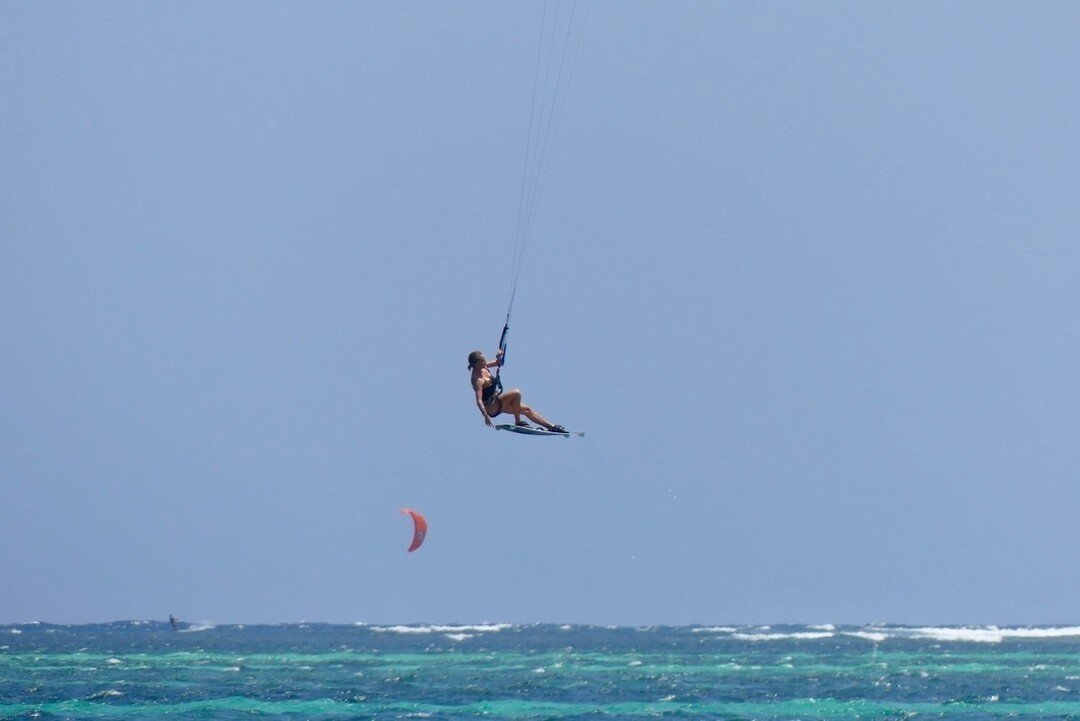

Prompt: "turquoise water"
[2,623,1078,719]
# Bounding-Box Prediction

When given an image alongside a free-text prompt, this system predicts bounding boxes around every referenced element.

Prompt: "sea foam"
[371,624,511,635]
[179,623,217,633]
[900,626,1080,643]
[444,633,474,641]
[732,631,835,641]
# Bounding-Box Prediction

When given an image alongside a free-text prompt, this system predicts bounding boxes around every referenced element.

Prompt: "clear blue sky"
[2,1,1078,626]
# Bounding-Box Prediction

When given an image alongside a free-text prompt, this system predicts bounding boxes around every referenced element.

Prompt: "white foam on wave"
[820,625,1080,643]
[9,629,22,635]
[444,633,474,641]
[106,658,122,665]
[810,624,836,631]
[733,631,835,641]
[844,631,889,642]
[900,626,1080,643]
[179,623,217,633]
[371,624,511,634]
[692,626,737,634]
[87,690,123,700]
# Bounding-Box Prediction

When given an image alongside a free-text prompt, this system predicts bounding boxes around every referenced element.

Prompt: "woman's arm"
[474,381,494,427]
[485,350,504,369]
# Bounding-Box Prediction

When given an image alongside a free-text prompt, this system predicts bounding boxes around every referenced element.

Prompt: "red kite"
[400,508,428,552]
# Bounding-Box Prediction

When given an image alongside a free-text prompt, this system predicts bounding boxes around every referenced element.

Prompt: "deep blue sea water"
[2,622,1078,719]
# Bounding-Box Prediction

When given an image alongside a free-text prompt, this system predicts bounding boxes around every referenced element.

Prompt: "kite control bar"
[497,321,510,366]
[494,320,510,394]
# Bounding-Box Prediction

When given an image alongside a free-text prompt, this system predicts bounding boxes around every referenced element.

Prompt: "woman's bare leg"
[499,390,525,424]
[500,389,554,429]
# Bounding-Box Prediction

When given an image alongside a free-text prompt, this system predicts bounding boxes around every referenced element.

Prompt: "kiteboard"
[496,424,584,438]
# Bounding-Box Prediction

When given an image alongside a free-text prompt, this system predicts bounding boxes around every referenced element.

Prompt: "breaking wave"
[692,625,1080,643]
[370,624,511,635]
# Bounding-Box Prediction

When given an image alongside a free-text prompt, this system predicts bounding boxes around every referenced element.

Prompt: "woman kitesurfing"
[468,349,565,433]
[467,1,588,438]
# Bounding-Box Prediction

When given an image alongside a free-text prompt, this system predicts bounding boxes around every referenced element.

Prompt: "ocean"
[1,622,1078,719]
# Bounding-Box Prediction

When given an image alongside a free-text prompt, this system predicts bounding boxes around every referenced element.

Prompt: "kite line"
[497,0,590,391]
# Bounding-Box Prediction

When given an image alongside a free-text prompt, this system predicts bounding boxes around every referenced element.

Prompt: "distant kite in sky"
[400,508,428,552]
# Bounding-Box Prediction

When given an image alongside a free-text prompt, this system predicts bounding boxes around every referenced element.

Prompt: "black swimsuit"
[482,376,500,404]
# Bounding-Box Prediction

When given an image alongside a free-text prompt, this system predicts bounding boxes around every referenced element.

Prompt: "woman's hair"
[467,350,484,370]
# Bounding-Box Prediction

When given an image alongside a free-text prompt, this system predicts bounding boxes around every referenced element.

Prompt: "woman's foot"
[516,420,532,428]
[549,424,567,433]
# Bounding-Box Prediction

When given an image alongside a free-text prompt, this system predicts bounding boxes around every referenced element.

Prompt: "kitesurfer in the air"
[468,350,566,432]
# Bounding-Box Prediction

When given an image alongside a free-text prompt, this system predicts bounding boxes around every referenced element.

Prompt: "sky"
[2,1,1078,626]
